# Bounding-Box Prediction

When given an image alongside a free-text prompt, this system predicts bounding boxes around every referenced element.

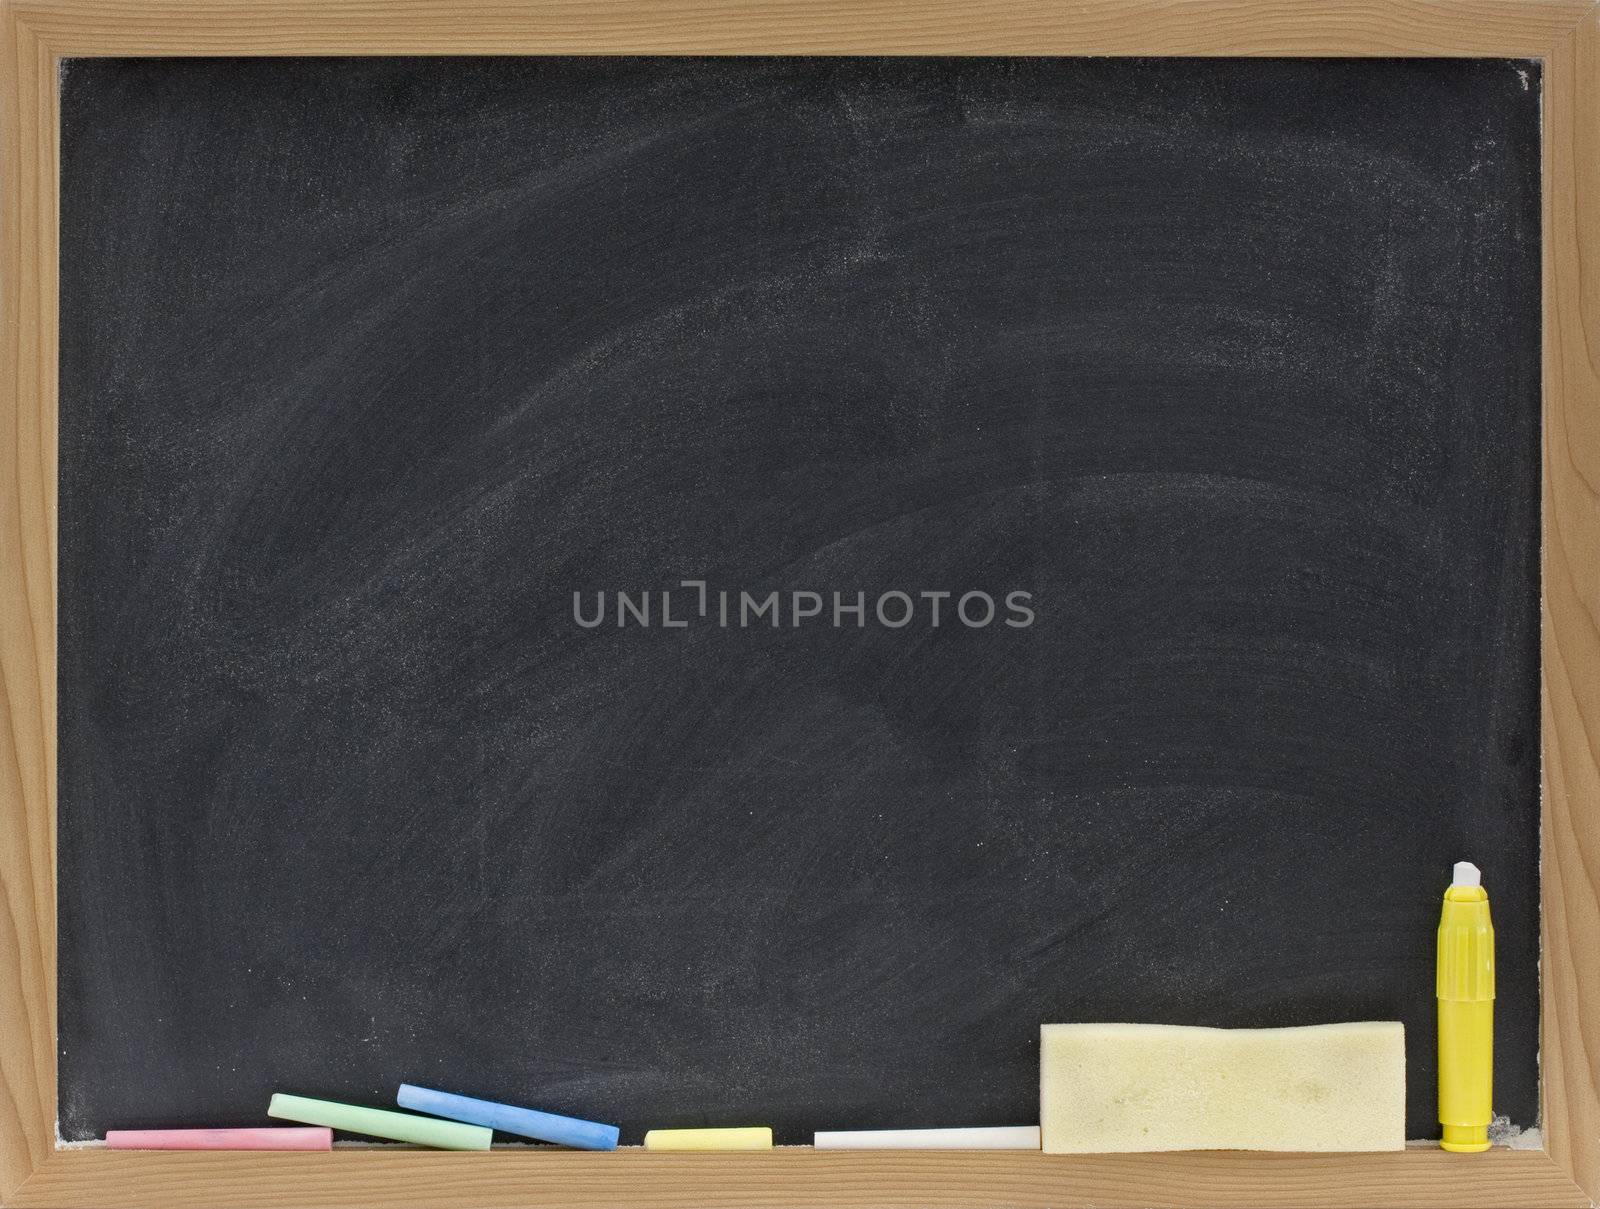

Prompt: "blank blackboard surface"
[58,56,1541,1144]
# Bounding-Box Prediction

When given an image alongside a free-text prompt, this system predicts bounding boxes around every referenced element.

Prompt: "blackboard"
[58,56,1541,1145]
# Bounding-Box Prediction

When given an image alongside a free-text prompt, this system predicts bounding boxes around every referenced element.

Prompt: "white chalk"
[1452,861,1482,888]
[814,1126,1040,1150]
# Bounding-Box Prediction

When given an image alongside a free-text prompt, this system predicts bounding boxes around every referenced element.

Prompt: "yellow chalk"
[642,1127,772,1151]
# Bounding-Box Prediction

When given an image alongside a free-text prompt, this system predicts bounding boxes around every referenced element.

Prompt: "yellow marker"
[642,1127,772,1151]
[1437,860,1494,1152]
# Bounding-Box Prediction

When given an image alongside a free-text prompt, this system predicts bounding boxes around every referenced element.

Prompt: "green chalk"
[268,1093,491,1150]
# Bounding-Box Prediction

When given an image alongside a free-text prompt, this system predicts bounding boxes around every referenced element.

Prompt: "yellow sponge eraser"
[1040,1021,1405,1153]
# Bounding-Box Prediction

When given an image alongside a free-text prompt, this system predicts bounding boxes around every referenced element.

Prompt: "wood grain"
[6,1147,1592,1209]
[0,0,59,1203]
[4,0,1599,1206]
[1541,3,1600,1206]
[8,0,1597,57]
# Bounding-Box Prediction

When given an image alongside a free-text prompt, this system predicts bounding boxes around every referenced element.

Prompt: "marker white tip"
[1452,861,1481,888]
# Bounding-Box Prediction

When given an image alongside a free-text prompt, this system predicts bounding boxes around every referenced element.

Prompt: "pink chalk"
[105,1127,332,1151]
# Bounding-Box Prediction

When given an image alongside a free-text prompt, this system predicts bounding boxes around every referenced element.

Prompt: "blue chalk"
[396,1084,620,1151]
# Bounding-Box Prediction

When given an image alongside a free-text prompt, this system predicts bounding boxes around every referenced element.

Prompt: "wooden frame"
[2,1,1596,1205]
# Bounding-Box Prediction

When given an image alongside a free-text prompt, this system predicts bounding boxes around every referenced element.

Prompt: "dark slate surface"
[58,57,1541,1143]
